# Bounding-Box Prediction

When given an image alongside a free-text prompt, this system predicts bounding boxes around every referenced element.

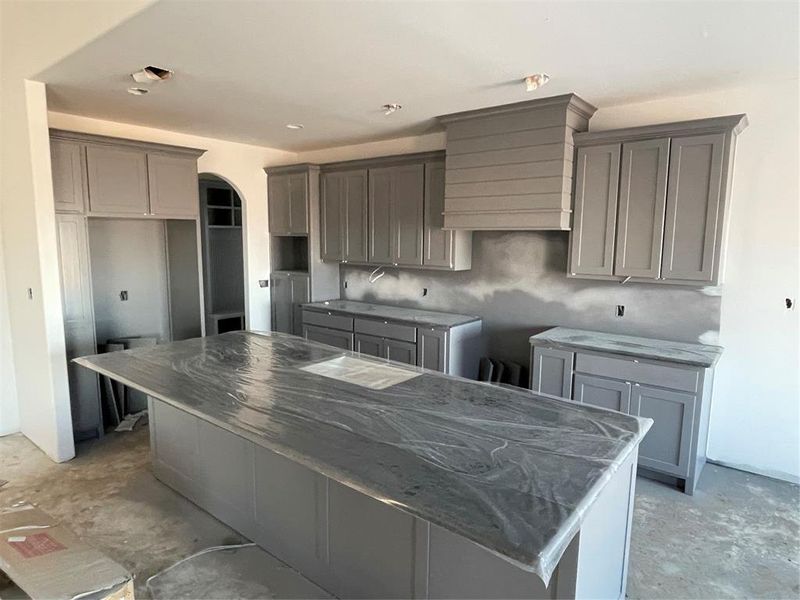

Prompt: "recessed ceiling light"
[127,87,149,96]
[383,103,402,115]
[286,123,304,130]
[524,73,550,92]
[131,66,173,84]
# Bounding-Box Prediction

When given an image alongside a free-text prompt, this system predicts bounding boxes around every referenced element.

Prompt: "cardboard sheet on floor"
[0,504,133,600]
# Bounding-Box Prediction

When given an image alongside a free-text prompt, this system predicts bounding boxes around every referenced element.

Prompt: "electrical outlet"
[787,298,795,310]
[258,279,269,288]
[422,288,428,297]
[616,305,625,317]
[119,290,128,301]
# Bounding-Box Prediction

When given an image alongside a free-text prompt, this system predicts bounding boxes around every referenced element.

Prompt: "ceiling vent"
[131,66,173,84]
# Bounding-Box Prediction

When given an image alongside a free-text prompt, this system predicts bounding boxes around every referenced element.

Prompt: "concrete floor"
[1,428,798,599]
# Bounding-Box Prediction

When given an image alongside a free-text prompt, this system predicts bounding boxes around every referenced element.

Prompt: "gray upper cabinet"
[148,153,199,218]
[321,152,471,271]
[661,133,725,283]
[268,171,309,235]
[570,114,747,286]
[614,138,669,279]
[321,170,368,263]
[368,168,394,264]
[86,145,150,215]
[568,144,620,277]
[51,139,87,213]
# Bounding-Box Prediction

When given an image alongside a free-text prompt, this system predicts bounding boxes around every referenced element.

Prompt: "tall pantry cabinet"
[50,129,205,441]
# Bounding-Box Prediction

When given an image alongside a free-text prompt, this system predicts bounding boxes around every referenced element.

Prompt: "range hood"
[437,94,596,231]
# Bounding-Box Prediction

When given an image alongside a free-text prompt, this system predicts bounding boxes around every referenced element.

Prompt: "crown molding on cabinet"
[49,128,206,158]
[573,114,748,147]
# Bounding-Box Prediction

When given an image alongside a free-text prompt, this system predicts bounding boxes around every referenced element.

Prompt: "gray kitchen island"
[76,331,651,599]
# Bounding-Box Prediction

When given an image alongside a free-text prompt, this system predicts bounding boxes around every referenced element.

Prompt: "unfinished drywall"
[341,231,720,366]
[88,219,171,346]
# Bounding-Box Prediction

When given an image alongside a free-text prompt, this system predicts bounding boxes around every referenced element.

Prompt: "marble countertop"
[530,327,723,367]
[76,331,650,584]
[302,300,480,328]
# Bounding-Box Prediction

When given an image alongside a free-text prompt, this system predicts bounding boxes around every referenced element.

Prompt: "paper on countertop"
[300,355,421,389]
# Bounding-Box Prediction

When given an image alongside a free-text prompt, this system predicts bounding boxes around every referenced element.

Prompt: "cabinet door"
[573,373,631,413]
[569,144,621,277]
[343,170,368,263]
[303,324,354,351]
[147,154,199,218]
[320,173,343,260]
[355,333,383,358]
[368,168,393,264]
[632,385,696,477]
[530,346,574,398]
[269,174,292,235]
[289,172,309,235]
[384,339,417,366]
[55,214,101,437]
[614,138,669,279]
[86,145,149,215]
[270,273,293,334]
[51,139,87,213]
[417,327,448,373]
[661,133,726,283]
[290,274,310,337]
[423,161,453,268]
[393,164,425,266]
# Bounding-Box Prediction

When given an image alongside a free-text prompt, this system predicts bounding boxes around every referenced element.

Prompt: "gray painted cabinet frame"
[569,114,747,286]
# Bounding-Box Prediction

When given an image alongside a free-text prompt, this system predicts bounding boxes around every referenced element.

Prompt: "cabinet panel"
[615,138,669,278]
[573,374,631,413]
[423,161,452,268]
[354,318,416,343]
[86,145,149,215]
[343,170,368,263]
[530,346,574,398]
[303,324,354,351]
[662,133,725,282]
[384,339,417,366]
[51,139,86,213]
[302,309,354,332]
[417,328,447,373]
[320,173,343,260]
[291,275,310,337]
[393,164,424,266]
[632,385,695,477]
[368,168,393,264]
[147,154,199,218]
[289,173,309,235]
[269,174,292,234]
[569,144,620,276]
[270,273,294,334]
[355,333,383,358]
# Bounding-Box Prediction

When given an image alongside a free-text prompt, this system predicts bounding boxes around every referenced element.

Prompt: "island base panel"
[147,396,637,599]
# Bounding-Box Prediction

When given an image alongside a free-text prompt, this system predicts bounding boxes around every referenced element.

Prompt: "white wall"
[0,227,19,436]
[295,79,800,483]
[48,112,297,334]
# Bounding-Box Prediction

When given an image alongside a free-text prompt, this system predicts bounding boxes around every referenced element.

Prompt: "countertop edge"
[302,302,482,328]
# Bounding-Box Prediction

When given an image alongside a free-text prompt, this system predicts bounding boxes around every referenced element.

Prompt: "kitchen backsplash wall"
[340,231,721,367]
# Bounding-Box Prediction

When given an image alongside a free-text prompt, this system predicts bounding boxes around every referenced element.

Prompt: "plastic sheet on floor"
[146,543,333,600]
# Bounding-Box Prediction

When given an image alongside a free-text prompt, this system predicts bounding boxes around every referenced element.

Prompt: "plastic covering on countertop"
[75,331,652,586]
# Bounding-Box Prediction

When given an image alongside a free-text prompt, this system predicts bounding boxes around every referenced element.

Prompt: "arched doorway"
[198,174,246,334]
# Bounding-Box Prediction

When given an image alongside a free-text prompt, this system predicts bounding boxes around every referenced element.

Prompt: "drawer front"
[302,309,354,332]
[354,318,417,343]
[574,352,699,393]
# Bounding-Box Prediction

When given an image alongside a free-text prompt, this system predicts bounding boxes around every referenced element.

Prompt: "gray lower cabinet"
[530,340,714,495]
[302,307,481,378]
[270,271,309,336]
[631,384,695,477]
[569,115,746,286]
[303,324,354,351]
[573,373,631,413]
[530,347,574,398]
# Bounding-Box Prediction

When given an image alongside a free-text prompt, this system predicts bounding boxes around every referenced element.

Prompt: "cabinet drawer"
[354,318,416,343]
[574,353,699,393]
[302,310,354,332]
